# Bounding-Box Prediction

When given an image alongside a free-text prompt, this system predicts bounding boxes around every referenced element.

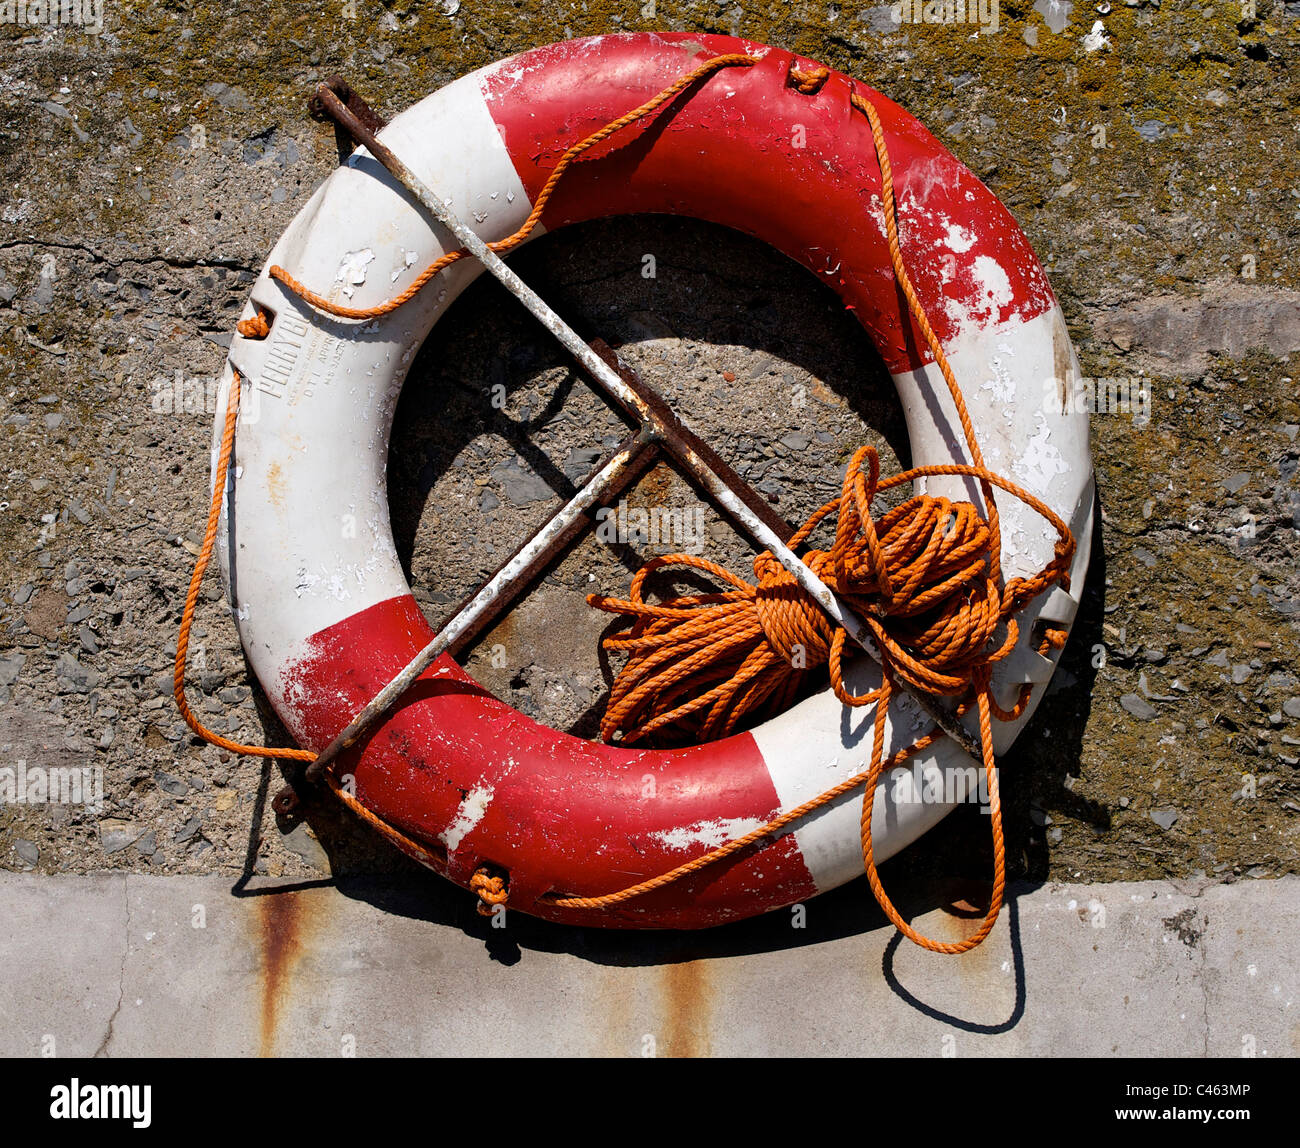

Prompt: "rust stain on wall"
[255,891,314,1057]
[945,881,1001,980]
[591,967,636,1057]
[660,959,713,1058]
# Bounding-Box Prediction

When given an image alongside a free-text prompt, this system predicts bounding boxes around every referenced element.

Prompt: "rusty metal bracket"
[303,426,660,783]
[296,82,984,779]
[308,76,387,161]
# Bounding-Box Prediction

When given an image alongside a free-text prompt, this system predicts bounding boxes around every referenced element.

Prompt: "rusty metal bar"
[303,427,658,782]
[441,428,660,659]
[310,84,983,765]
[586,338,792,542]
[438,339,777,659]
[308,76,387,158]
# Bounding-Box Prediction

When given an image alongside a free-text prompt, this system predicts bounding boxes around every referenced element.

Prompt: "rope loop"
[236,308,271,340]
[788,64,831,94]
[470,866,510,917]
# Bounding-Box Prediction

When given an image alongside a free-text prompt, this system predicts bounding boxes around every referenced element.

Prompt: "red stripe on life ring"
[482,32,1058,376]
[281,594,817,928]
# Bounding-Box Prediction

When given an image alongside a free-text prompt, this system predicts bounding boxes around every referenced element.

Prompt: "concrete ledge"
[0,874,1295,1057]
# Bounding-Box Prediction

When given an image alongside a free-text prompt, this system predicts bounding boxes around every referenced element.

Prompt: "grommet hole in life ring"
[386,214,911,745]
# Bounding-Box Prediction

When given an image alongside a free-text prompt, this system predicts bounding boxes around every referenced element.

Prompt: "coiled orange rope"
[184,56,1076,950]
[589,448,1071,747]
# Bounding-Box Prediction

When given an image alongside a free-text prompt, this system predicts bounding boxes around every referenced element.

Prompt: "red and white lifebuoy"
[216,33,1093,929]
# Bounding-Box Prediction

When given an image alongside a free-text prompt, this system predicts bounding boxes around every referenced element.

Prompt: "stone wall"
[0,2,1297,893]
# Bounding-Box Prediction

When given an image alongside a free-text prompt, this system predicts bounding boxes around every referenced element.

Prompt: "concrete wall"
[0,3,1297,906]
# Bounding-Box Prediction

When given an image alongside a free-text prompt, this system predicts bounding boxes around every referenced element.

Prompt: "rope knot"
[469,865,509,917]
[1051,537,1075,593]
[788,64,830,94]
[236,309,271,340]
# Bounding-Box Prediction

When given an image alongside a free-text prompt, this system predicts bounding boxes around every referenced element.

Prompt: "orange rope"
[587,452,1071,746]
[469,866,509,917]
[186,56,1077,945]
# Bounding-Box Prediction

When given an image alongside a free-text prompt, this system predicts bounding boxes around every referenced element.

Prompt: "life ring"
[211,32,1094,930]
